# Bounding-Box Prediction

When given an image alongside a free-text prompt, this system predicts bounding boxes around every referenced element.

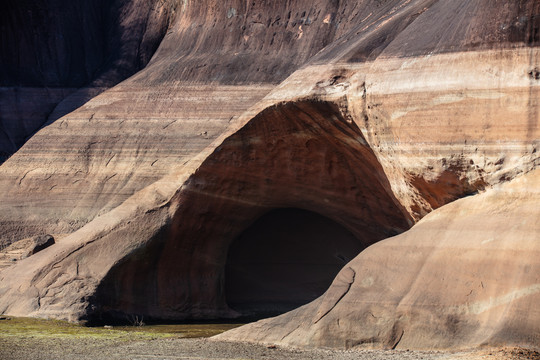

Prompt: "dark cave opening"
[225,208,365,319]
[87,100,413,325]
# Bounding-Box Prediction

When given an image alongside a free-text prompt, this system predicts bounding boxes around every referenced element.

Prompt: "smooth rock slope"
[0,0,539,351]
[216,169,540,349]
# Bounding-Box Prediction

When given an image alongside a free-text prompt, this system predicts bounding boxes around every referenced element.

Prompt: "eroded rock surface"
[0,0,171,162]
[216,169,540,350]
[0,0,538,351]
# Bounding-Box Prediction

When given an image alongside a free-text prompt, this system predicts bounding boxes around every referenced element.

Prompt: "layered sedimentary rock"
[0,0,171,162]
[0,0,539,351]
[0,0,372,245]
[217,169,540,349]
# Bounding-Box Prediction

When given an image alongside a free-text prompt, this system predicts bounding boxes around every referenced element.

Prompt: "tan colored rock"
[216,169,540,350]
[0,0,372,246]
[0,0,539,351]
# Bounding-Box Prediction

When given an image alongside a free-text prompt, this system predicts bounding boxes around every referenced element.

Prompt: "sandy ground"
[1,336,539,360]
[0,317,538,360]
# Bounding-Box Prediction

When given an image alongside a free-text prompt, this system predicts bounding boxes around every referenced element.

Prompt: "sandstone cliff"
[217,169,540,349]
[0,0,539,351]
[0,0,171,162]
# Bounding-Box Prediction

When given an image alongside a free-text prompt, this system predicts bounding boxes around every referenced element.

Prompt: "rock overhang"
[0,0,538,350]
[86,99,413,323]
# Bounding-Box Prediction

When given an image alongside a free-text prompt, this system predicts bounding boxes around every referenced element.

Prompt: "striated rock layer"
[0,0,374,244]
[0,0,172,162]
[217,169,540,349]
[0,0,539,351]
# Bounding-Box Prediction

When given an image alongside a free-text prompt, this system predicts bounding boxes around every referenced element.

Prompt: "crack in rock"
[313,267,356,324]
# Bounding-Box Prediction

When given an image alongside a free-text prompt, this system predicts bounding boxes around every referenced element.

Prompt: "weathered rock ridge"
[216,169,540,349]
[0,0,539,351]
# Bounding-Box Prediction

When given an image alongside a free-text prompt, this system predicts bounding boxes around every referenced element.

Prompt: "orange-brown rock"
[217,169,540,350]
[0,0,539,351]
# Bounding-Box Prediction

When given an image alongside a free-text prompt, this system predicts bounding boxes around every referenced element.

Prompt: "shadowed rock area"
[0,0,172,163]
[87,100,411,323]
[0,0,539,352]
[225,208,363,317]
[217,169,540,349]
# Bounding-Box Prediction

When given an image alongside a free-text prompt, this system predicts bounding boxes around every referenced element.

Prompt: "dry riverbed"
[0,317,538,360]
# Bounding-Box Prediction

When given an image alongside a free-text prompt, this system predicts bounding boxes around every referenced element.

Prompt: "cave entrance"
[225,208,364,319]
[89,100,413,324]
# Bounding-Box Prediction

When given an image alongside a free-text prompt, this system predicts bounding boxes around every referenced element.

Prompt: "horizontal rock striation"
[216,169,540,350]
[0,0,377,246]
[0,0,172,161]
[0,0,539,350]
[89,100,412,322]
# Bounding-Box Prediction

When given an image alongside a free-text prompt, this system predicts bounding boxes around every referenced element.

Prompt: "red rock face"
[0,0,371,244]
[0,0,538,351]
[1,0,538,244]
[90,101,411,323]
[217,169,540,349]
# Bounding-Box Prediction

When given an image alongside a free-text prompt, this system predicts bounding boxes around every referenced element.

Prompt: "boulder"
[24,235,55,257]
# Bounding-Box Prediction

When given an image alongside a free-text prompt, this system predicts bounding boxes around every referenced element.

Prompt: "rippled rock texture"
[0,0,539,351]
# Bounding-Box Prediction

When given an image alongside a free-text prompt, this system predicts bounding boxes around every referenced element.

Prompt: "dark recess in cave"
[225,208,364,319]
[88,208,367,326]
[85,100,413,326]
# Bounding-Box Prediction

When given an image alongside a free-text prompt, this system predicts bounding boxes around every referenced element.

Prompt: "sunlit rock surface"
[216,169,540,349]
[0,0,538,350]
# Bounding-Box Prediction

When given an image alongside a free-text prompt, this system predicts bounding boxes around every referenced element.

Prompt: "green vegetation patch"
[0,317,242,340]
[113,323,244,338]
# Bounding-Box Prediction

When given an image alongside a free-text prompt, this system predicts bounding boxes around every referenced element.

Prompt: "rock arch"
[90,100,412,323]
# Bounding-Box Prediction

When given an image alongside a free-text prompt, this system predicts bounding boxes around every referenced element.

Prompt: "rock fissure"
[313,267,356,324]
